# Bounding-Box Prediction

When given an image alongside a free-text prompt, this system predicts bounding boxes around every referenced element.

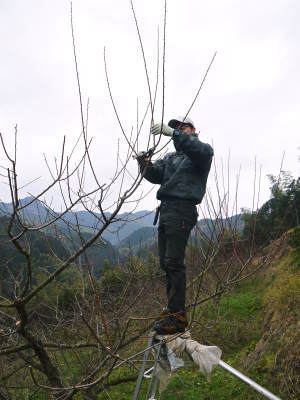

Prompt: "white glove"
[151,123,174,137]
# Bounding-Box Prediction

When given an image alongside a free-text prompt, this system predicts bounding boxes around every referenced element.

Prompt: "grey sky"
[0,0,299,215]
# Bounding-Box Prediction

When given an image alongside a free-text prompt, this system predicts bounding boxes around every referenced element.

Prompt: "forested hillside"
[97,228,300,399]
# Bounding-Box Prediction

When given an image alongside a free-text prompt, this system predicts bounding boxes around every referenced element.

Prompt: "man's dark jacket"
[139,131,214,205]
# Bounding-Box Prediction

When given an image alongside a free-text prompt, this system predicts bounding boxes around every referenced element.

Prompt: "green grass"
[219,287,263,318]
[96,359,270,400]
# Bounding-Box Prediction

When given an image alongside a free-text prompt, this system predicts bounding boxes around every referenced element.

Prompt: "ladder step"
[133,332,164,400]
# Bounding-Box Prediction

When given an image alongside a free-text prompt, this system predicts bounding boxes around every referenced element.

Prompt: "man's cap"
[168,116,195,129]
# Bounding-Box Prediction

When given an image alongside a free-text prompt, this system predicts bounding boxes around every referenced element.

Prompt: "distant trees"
[242,172,300,247]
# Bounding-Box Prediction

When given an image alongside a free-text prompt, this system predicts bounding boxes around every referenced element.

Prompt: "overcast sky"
[1,0,299,216]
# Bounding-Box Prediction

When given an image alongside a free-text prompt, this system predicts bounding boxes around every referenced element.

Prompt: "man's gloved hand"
[151,123,174,137]
[133,148,154,163]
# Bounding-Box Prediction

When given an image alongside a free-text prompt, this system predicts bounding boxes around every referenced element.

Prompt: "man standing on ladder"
[136,116,214,335]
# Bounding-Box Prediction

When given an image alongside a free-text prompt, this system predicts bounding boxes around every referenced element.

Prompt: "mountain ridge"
[0,196,244,250]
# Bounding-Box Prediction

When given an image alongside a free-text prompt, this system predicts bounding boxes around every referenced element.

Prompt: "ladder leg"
[149,376,159,399]
[145,342,162,400]
[133,333,154,400]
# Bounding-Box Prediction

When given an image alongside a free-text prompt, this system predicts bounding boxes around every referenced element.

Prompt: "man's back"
[139,132,213,204]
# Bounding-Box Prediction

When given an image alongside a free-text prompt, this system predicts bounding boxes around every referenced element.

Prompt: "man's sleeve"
[138,157,165,184]
[173,131,214,168]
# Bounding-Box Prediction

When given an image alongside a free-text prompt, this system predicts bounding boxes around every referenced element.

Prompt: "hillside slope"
[98,228,299,399]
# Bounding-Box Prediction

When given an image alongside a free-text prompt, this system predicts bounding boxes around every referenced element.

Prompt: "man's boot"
[153,312,188,335]
[155,307,173,323]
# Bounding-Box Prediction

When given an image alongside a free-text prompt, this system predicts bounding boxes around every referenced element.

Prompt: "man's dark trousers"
[158,199,198,315]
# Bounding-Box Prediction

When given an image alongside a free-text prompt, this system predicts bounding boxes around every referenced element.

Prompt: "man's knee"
[165,256,185,272]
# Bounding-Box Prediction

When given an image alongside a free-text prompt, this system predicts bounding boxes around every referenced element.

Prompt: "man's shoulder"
[192,136,214,155]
